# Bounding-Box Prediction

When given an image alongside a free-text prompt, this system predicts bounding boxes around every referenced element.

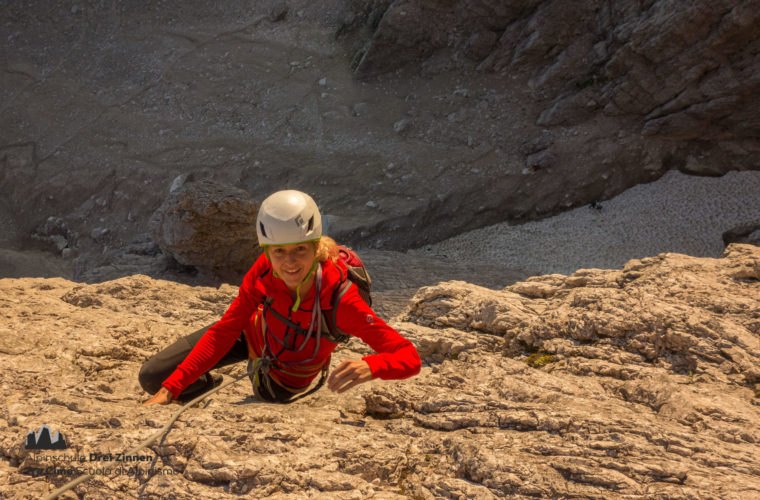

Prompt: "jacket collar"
[263,258,347,310]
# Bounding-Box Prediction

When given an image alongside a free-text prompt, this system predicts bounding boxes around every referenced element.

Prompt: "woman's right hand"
[143,387,173,406]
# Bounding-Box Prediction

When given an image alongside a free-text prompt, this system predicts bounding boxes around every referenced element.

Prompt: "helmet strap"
[291,259,318,312]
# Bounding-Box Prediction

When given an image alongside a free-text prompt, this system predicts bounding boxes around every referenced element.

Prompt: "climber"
[139,189,421,405]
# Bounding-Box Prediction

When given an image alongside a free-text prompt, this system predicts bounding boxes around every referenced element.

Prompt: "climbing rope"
[43,265,332,498]
[41,373,249,500]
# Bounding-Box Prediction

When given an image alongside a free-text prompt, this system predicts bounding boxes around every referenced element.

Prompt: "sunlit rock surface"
[1,245,759,498]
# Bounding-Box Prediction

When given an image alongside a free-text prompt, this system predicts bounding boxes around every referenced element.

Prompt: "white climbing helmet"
[256,190,322,246]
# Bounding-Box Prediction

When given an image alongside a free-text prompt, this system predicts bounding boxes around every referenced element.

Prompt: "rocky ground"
[1,244,758,498]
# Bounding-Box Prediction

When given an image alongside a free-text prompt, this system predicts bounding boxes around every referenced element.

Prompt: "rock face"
[2,0,758,278]
[343,0,760,196]
[1,245,759,498]
[149,180,261,279]
[724,222,760,247]
[351,0,760,147]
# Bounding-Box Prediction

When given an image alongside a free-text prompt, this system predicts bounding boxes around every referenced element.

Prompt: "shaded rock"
[0,248,73,279]
[352,0,760,146]
[169,173,194,194]
[392,118,410,134]
[31,216,76,255]
[724,222,760,247]
[4,0,759,273]
[121,233,161,257]
[149,180,261,280]
[268,1,288,22]
[351,102,367,116]
[463,30,499,61]
[89,227,110,242]
[0,143,37,247]
[346,0,760,190]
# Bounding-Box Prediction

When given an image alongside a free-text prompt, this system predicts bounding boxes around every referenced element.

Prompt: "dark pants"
[138,324,294,403]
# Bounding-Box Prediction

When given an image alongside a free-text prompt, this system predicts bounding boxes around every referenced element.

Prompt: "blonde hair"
[315,236,339,262]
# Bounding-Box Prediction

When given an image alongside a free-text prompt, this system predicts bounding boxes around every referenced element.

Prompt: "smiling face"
[267,242,317,293]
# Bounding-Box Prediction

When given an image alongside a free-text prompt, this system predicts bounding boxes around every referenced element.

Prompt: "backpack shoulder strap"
[336,246,372,306]
[321,279,352,344]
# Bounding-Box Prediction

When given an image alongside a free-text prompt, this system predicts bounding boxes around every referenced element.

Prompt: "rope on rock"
[42,373,249,500]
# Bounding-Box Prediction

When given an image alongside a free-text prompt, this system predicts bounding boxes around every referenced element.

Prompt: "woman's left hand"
[327,359,373,393]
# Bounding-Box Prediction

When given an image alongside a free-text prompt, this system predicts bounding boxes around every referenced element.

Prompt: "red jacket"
[162,253,421,399]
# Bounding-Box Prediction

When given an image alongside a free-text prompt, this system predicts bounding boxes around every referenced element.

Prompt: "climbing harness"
[246,264,333,403]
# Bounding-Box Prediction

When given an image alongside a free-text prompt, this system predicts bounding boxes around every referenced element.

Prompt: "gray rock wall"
[348,0,760,173]
[1,0,758,278]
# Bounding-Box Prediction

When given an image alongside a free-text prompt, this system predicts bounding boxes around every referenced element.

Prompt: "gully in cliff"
[139,189,421,406]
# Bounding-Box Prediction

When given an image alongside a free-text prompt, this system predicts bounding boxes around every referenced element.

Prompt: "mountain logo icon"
[25,424,68,450]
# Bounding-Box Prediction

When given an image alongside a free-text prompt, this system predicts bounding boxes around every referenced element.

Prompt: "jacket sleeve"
[334,285,421,380]
[161,258,265,399]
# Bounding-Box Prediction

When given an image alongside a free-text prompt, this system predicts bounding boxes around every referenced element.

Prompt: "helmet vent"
[307,216,314,231]
[259,222,268,238]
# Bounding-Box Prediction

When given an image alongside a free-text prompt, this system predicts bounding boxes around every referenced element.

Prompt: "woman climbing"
[140,189,421,405]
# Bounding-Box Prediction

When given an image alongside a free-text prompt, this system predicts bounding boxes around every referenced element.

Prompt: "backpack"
[264,245,372,344]
[322,246,372,343]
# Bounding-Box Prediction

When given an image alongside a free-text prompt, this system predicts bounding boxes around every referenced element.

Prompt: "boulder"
[724,223,760,247]
[149,180,260,278]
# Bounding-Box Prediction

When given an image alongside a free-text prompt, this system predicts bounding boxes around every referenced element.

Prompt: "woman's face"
[267,242,317,291]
